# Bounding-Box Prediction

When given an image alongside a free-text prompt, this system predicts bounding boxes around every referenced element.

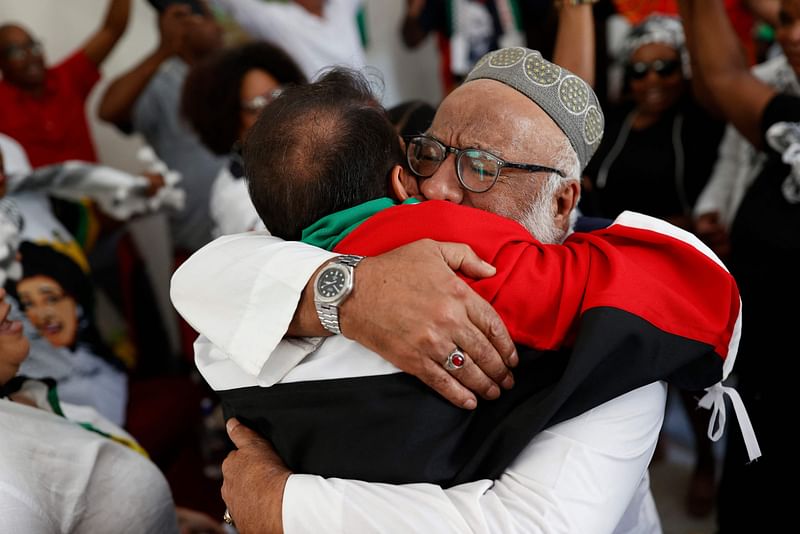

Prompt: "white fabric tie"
[698,382,761,462]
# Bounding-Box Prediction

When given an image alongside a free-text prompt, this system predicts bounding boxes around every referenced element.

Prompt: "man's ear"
[390,165,422,201]
[553,180,580,229]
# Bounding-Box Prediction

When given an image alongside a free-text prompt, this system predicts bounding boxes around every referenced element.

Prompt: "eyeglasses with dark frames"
[1,41,43,62]
[626,58,681,80]
[405,135,565,193]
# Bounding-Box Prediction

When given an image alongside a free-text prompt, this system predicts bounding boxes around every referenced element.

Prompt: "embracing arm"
[222,382,667,534]
[335,204,739,361]
[170,234,517,409]
[81,0,131,67]
[98,4,190,131]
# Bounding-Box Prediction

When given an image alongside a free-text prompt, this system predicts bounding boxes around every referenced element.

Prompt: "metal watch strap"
[334,254,365,268]
[315,255,364,335]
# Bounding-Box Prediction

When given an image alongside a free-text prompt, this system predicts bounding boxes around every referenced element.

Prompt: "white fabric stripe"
[610,211,742,378]
[611,211,728,271]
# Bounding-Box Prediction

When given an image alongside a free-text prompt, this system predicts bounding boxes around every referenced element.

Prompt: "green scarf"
[301,197,420,250]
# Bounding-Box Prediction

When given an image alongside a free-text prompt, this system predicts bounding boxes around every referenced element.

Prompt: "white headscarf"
[621,14,691,78]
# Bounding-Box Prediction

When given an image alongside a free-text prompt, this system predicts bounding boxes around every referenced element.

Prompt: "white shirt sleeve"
[283,382,667,534]
[693,124,744,224]
[170,233,335,376]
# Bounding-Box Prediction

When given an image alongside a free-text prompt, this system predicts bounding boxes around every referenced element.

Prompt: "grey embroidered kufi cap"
[465,47,604,171]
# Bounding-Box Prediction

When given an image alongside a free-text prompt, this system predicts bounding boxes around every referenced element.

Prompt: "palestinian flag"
[214,202,742,486]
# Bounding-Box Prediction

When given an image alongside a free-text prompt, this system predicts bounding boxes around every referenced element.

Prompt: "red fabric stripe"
[335,201,738,360]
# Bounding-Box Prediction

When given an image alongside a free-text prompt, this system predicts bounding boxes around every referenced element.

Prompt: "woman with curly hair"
[182,41,306,237]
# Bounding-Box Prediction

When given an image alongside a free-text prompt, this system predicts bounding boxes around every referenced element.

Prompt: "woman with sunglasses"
[583,15,724,232]
[181,41,306,238]
[583,14,726,520]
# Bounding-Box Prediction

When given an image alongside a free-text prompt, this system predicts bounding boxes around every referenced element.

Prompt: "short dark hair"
[244,68,403,240]
[387,100,437,138]
[181,41,306,155]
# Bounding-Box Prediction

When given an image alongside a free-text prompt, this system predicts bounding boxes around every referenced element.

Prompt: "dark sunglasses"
[1,41,43,62]
[627,59,681,80]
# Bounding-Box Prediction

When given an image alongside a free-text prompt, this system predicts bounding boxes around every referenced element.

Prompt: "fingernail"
[482,261,496,274]
[226,418,238,433]
[501,373,514,390]
[463,398,477,410]
[508,350,519,368]
[487,385,500,399]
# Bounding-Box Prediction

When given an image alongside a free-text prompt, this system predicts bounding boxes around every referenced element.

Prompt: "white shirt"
[282,383,665,534]
[209,163,265,238]
[172,233,665,533]
[0,389,178,533]
[213,0,366,80]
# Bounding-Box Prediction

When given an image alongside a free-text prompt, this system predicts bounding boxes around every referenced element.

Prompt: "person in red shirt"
[0,0,131,167]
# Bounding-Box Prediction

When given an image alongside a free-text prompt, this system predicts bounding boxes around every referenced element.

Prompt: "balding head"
[244,69,402,240]
[0,24,46,90]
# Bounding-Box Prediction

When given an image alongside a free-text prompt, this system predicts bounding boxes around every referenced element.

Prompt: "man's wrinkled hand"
[221,418,290,534]
[340,239,517,410]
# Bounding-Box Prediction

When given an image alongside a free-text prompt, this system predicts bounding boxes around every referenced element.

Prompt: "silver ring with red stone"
[444,347,466,370]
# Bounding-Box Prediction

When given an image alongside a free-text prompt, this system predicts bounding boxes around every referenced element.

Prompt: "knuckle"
[450,279,469,299]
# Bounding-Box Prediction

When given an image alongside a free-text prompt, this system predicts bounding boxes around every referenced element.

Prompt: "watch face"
[316,266,348,299]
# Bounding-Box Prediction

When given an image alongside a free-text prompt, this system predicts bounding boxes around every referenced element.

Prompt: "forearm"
[82,0,131,65]
[98,48,172,129]
[287,261,332,338]
[102,0,132,37]
[678,0,775,146]
[401,0,428,47]
[170,234,336,376]
[552,1,595,85]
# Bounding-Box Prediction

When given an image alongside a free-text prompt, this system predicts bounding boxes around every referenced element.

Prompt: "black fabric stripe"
[219,307,723,486]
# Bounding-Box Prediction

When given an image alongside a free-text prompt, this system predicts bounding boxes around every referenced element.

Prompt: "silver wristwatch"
[313,254,365,335]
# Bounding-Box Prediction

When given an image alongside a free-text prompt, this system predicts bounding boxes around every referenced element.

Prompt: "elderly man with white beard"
[171,48,755,532]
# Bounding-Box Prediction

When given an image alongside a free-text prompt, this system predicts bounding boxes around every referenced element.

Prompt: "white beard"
[519,182,567,245]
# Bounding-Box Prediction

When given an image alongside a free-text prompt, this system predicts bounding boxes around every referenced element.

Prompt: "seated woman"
[181,41,306,237]
[0,289,223,534]
[8,241,128,426]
